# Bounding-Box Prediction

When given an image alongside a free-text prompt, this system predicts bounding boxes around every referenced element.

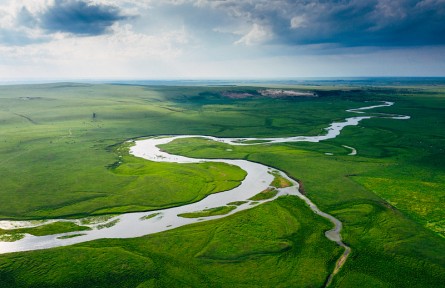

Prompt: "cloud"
[235,23,272,46]
[0,4,47,46]
[1,0,445,79]
[2,0,445,49]
[0,22,189,71]
[0,28,47,46]
[16,6,38,28]
[0,0,131,46]
[40,0,129,36]
[290,16,306,29]
[193,0,445,47]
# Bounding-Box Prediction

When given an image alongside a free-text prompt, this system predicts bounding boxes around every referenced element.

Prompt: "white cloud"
[290,16,306,29]
[0,21,190,78]
[235,23,272,46]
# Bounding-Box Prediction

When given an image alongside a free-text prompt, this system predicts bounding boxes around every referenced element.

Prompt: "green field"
[178,205,237,218]
[0,84,247,219]
[0,82,444,287]
[0,222,91,242]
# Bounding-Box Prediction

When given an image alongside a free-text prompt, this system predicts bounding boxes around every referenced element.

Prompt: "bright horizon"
[3,76,445,86]
[1,0,445,80]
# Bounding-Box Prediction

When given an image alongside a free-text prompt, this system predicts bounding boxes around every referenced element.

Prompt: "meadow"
[0,84,248,219]
[0,81,444,287]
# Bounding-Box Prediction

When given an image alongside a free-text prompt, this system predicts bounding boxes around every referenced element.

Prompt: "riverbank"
[0,101,411,287]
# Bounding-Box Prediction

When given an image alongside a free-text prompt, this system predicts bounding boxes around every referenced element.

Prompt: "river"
[0,101,409,265]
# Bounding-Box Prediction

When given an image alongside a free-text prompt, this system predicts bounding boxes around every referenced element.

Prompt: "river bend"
[0,101,409,261]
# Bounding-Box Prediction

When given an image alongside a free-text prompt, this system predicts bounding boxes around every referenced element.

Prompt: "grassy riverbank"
[0,197,341,288]
[0,84,250,219]
[159,87,445,287]
[0,82,444,287]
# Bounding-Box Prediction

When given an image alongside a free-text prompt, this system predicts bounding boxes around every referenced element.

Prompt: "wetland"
[0,81,444,287]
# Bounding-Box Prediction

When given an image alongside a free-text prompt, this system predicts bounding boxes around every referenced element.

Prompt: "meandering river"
[0,99,409,280]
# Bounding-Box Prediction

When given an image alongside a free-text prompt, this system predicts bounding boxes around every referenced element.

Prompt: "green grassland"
[0,82,444,287]
[0,84,249,219]
[249,188,279,201]
[270,173,293,188]
[178,205,236,218]
[0,222,91,237]
[158,86,445,287]
[0,197,341,288]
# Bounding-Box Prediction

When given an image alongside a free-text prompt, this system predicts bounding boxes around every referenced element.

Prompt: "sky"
[1,0,445,80]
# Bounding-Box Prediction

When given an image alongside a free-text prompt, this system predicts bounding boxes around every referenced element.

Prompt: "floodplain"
[0,80,444,287]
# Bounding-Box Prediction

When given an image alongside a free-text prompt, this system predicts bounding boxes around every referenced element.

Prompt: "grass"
[79,215,115,225]
[227,201,247,206]
[178,206,236,218]
[0,222,91,239]
[139,213,161,221]
[353,177,445,237]
[96,219,119,230]
[0,84,247,219]
[270,172,293,188]
[249,188,279,201]
[157,86,445,287]
[162,140,445,287]
[0,197,341,288]
[107,144,246,215]
[0,233,25,242]
[0,82,444,287]
[57,233,87,239]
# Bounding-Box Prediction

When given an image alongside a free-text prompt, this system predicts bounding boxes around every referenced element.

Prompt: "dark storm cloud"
[199,0,445,47]
[284,0,445,46]
[40,0,129,36]
[0,0,129,46]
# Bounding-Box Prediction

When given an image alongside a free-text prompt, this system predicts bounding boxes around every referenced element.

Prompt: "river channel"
[0,101,409,258]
